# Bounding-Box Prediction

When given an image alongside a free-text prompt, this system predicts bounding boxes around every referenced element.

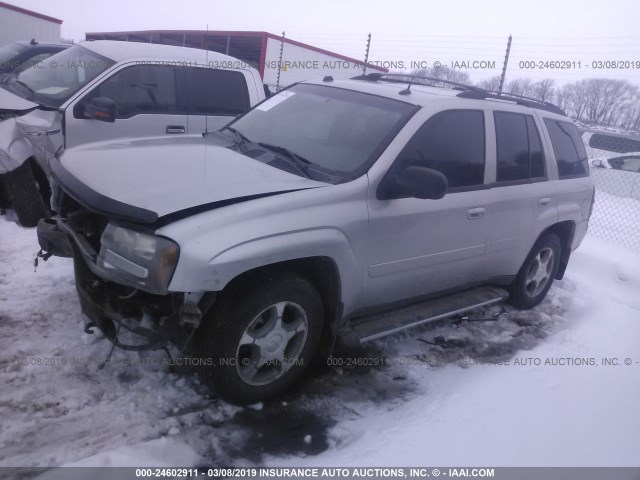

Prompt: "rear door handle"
[538,197,551,207]
[466,207,485,220]
[166,126,185,134]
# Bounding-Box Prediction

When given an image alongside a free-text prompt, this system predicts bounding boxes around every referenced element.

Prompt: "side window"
[397,110,485,189]
[494,111,546,182]
[528,116,546,178]
[186,68,250,116]
[95,65,177,119]
[544,119,589,178]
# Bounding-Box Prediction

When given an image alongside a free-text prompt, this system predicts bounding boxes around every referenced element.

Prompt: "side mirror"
[378,165,448,200]
[83,97,116,123]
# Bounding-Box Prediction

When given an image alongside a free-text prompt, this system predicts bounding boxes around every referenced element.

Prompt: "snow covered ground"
[0,214,639,472]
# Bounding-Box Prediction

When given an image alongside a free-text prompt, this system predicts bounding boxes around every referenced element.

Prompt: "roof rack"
[351,72,566,116]
[351,72,485,94]
[457,90,566,116]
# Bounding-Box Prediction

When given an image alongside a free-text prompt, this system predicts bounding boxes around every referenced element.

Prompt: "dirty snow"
[0,213,639,471]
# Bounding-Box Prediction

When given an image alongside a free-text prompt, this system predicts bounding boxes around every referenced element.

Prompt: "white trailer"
[0,1,62,45]
[260,33,384,89]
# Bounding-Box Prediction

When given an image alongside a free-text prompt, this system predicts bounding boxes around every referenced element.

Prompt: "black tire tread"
[508,233,561,310]
[194,272,323,405]
[2,161,49,227]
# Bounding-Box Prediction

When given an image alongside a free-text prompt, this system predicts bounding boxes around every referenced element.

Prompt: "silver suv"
[38,74,594,404]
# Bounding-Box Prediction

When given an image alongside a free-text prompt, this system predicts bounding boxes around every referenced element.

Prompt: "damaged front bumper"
[37,216,191,352]
[36,218,73,257]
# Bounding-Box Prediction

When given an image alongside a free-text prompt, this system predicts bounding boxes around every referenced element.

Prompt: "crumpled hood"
[0,84,38,112]
[54,135,327,223]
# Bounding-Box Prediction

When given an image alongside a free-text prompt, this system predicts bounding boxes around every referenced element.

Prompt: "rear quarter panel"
[536,111,594,250]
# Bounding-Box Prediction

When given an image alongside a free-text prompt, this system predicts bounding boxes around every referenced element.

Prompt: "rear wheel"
[195,273,324,405]
[1,160,50,227]
[508,233,561,309]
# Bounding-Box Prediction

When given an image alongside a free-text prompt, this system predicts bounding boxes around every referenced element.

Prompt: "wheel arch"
[211,256,343,359]
[0,127,35,174]
[536,220,576,280]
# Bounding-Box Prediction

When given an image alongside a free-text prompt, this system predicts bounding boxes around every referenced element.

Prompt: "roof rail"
[351,72,566,116]
[351,72,485,94]
[456,90,566,116]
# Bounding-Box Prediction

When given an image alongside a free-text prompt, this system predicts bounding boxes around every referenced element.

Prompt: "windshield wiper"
[258,143,313,179]
[222,126,252,145]
[14,79,36,100]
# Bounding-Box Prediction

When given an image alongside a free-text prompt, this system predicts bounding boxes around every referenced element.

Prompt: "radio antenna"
[205,24,209,134]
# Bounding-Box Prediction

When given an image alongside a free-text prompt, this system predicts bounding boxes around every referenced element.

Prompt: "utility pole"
[276,31,285,92]
[498,34,512,94]
[363,33,371,75]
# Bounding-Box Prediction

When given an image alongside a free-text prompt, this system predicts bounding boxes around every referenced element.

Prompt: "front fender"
[168,227,362,314]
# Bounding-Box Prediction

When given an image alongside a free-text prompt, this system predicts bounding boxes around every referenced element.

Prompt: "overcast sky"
[10,0,640,85]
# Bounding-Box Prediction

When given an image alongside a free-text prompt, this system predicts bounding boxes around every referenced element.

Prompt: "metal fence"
[583,129,640,251]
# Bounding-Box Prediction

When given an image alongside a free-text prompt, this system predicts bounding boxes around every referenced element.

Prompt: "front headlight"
[97,224,179,294]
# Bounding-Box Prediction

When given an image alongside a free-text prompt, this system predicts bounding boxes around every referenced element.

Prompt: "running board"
[343,286,509,344]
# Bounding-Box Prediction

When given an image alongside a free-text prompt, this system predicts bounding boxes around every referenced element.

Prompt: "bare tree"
[555,88,570,113]
[410,66,471,86]
[531,79,555,102]
[505,78,534,97]
[559,82,588,120]
[391,68,640,131]
[477,75,501,92]
[558,78,639,128]
[618,101,640,132]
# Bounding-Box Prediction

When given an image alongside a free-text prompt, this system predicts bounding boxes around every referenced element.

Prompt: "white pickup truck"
[0,40,265,226]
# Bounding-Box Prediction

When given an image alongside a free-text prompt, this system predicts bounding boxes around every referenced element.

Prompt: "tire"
[195,273,324,405]
[2,161,50,228]
[508,233,561,310]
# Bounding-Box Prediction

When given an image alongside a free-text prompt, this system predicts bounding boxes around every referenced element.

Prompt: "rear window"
[544,119,589,179]
[0,42,27,69]
[589,133,640,154]
[186,68,250,116]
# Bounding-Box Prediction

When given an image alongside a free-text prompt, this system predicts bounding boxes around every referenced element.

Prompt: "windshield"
[227,83,417,180]
[0,43,27,70]
[16,45,114,107]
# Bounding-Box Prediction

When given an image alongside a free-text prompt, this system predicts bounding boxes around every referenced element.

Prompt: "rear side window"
[544,119,589,178]
[186,68,250,116]
[96,65,177,118]
[494,112,546,182]
[398,110,485,189]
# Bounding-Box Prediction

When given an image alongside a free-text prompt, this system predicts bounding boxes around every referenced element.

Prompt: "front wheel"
[195,273,324,405]
[1,161,50,228]
[508,233,561,310]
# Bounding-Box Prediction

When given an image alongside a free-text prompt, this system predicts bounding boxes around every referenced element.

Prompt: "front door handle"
[466,207,485,220]
[538,197,552,207]
[166,126,185,134]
